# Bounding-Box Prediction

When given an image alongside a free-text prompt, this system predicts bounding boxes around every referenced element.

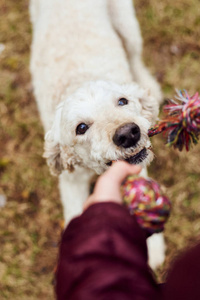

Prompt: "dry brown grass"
[0,0,200,298]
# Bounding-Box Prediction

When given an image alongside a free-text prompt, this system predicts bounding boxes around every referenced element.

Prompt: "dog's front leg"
[140,167,166,269]
[59,168,95,225]
[147,233,166,270]
[108,0,162,103]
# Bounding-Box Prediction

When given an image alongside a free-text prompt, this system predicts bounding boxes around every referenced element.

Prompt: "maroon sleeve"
[55,202,161,300]
[163,243,200,300]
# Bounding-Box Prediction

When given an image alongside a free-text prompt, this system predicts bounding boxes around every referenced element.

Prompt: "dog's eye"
[118,98,128,106]
[76,123,89,135]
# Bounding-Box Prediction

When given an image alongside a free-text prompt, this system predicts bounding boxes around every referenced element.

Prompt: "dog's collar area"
[106,147,148,166]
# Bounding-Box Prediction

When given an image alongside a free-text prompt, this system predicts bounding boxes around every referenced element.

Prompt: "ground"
[0,0,200,299]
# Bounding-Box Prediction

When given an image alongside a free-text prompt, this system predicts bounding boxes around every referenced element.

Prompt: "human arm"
[56,162,161,300]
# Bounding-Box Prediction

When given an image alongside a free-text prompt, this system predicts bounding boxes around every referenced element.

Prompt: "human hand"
[84,161,141,210]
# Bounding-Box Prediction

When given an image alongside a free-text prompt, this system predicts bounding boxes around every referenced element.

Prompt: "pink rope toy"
[148,90,200,151]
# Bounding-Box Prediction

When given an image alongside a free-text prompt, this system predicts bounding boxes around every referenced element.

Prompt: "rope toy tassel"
[148,91,200,151]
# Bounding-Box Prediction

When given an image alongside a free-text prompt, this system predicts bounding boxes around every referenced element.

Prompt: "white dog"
[30,0,164,269]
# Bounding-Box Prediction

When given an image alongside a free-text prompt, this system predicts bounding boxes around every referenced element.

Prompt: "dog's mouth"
[106,147,149,167]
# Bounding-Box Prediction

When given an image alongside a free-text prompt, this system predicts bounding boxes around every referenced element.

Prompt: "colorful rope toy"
[121,175,171,234]
[148,91,200,151]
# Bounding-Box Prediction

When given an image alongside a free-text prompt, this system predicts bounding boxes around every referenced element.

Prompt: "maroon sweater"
[56,202,200,300]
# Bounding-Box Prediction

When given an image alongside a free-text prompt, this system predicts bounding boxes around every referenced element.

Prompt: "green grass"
[0,0,200,298]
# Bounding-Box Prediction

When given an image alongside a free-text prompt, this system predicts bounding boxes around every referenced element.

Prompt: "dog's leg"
[108,0,162,103]
[147,233,166,270]
[139,167,166,269]
[59,169,95,225]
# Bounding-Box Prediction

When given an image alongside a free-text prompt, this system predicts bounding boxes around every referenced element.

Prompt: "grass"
[0,0,200,298]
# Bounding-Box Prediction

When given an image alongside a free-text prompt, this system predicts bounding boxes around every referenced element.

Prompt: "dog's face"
[44,81,159,175]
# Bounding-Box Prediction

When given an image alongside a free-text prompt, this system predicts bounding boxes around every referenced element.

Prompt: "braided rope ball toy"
[148,90,200,151]
[121,175,171,235]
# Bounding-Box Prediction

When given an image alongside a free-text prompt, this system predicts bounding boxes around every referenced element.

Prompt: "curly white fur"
[30,0,164,269]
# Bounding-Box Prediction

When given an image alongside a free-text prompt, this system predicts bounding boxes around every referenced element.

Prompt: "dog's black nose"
[113,123,140,148]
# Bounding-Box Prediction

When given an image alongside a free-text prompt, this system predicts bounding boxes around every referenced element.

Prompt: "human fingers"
[84,161,141,210]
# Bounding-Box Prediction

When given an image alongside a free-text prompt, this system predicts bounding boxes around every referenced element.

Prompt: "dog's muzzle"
[105,122,151,167]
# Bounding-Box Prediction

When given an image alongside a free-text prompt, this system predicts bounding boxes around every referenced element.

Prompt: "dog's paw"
[147,232,166,270]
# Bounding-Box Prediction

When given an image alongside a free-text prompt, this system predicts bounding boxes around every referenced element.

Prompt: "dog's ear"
[140,89,159,123]
[43,103,64,176]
